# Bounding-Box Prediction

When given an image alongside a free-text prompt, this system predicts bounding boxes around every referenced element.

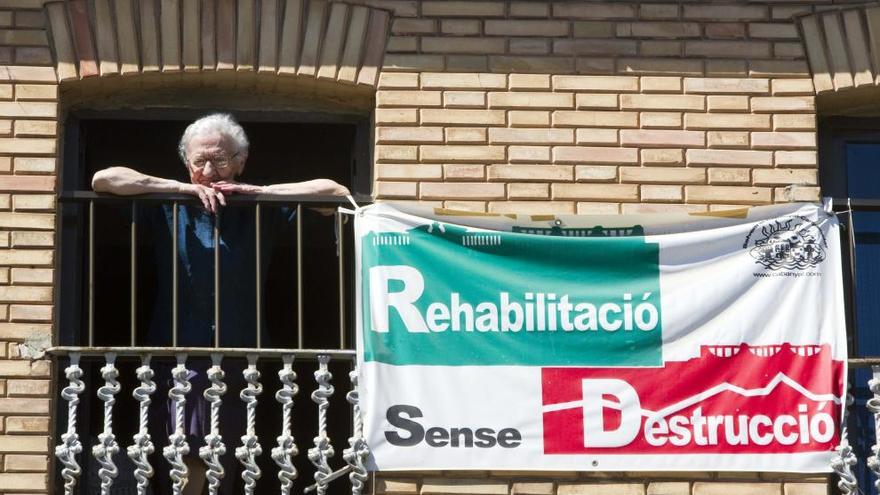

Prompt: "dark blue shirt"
[142,204,296,347]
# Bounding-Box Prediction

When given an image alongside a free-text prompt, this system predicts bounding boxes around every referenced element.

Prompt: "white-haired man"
[93,112,349,210]
[92,113,349,494]
[93,113,348,347]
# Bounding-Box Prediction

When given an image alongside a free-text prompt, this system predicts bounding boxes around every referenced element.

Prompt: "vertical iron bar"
[172,202,179,347]
[165,353,191,494]
[272,355,298,494]
[129,354,155,494]
[236,354,262,493]
[200,353,226,495]
[337,212,345,350]
[56,352,85,495]
[344,365,367,495]
[214,210,221,348]
[296,203,304,348]
[130,202,137,347]
[309,355,334,495]
[255,204,262,349]
[88,200,95,347]
[94,352,120,494]
[846,205,859,357]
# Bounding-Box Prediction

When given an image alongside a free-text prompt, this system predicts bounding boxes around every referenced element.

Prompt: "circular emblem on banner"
[744,216,827,271]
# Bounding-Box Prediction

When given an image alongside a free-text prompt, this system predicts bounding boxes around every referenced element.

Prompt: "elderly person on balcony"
[93,112,348,346]
[92,112,348,207]
[92,113,349,494]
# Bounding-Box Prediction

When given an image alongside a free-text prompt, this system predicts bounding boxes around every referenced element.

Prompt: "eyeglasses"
[189,152,240,170]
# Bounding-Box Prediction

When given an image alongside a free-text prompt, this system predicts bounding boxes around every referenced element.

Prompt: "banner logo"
[744,216,827,271]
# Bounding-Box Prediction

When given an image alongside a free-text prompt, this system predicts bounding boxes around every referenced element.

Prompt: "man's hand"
[211,181,265,195]
[182,183,226,214]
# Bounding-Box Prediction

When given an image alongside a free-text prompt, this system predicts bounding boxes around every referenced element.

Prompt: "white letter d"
[581,379,641,448]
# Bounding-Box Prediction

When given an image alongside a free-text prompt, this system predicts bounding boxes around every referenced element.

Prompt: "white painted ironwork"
[55,352,85,495]
[53,347,371,494]
[163,354,192,495]
[831,389,858,495]
[92,352,121,495]
[236,354,263,494]
[199,354,227,495]
[309,354,336,495]
[867,366,880,491]
[127,355,156,495]
[272,355,299,494]
[343,368,369,495]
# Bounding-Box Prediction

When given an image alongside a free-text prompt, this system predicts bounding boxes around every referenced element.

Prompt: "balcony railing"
[47,194,880,494]
[52,192,370,495]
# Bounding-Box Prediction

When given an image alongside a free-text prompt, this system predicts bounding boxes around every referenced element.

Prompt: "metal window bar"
[130,203,137,346]
[215,209,222,349]
[88,201,95,347]
[256,203,262,349]
[297,203,304,348]
[173,201,179,347]
[338,212,346,350]
[60,192,368,348]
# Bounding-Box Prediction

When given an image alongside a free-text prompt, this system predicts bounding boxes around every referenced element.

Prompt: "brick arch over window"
[43,0,390,87]
[799,6,880,95]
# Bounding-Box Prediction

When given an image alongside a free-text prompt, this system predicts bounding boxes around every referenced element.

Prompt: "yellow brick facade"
[0,0,871,493]
[373,69,821,213]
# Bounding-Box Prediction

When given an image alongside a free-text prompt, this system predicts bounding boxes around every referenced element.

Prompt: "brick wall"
[375,72,818,214]
[375,477,830,495]
[0,0,861,493]
[0,0,57,492]
[373,1,822,215]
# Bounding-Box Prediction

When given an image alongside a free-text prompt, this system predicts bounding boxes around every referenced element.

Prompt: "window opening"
[820,117,880,493]
[55,111,369,494]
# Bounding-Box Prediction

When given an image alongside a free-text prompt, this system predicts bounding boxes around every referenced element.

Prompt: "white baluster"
[309,355,335,495]
[272,355,299,494]
[199,353,227,495]
[343,368,369,495]
[54,352,85,495]
[236,354,263,494]
[867,366,880,492]
[127,355,156,495]
[163,354,191,495]
[831,387,858,495]
[93,352,121,495]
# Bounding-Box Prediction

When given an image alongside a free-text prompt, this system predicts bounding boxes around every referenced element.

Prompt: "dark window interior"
[819,118,880,359]
[819,117,880,493]
[61,116,365,349]
[68,118,362,191]
[844,144,880,199]
[57,114,367,494]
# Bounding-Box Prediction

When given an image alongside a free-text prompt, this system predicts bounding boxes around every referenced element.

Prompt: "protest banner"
[355,203,846,472]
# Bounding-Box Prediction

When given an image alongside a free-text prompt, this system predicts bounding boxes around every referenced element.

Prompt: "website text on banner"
[354,203,847,472]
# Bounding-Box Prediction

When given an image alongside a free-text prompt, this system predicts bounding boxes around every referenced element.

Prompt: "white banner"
[355,202,847,472]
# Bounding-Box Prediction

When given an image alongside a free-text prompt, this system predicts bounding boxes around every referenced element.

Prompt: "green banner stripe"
[361,221,663,366]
